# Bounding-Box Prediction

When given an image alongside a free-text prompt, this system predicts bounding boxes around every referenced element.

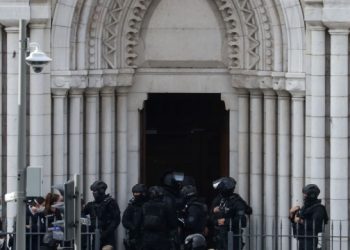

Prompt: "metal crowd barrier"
[1,215,100,250]
[1,216,350,249]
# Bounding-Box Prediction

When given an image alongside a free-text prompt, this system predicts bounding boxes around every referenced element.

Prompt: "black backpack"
[142,201,166,231]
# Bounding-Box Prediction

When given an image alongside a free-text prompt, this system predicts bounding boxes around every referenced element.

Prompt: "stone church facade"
[0,0,349,248]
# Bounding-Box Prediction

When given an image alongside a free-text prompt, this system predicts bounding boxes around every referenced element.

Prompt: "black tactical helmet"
[132,184,147,194]
[148,186,164,200]
[184,233,206,250]
[302,184,320,199]
[90,180,107,192]
[181,185,197,198]
[213,177,236,192]
[162,171,184,188]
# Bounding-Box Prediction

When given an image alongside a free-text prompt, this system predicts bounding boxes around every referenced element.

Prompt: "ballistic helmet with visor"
[184,233,206,250]
[163,171,185,188]
[181,185,197,198]
[212,177,236,192]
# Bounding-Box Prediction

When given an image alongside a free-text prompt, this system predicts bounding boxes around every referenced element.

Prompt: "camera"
[25,44,52,73]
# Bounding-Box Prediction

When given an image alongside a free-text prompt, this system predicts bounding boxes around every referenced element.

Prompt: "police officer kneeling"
[289,184,328,250]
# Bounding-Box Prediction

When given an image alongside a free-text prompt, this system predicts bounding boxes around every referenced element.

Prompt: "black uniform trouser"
[298,236,319,250]
[142,232,171,250]
[215,228,244,250]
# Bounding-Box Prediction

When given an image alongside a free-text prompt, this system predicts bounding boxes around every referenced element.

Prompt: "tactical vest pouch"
[142,203,166,231]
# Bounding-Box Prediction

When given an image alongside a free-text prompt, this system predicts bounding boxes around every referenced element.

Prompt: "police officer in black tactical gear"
[289,184,328,250]
[161,171,185,249]
[211,177,252,250]
[122,184,148,250]
[184,234,206,250]
[82,180,121,250]
[179,185,208,238]
[141,186,177,250]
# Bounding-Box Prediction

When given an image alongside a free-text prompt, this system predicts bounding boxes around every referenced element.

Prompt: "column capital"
[249,89,263,97]
[308,25,326,31]
[116,86,130,95]
[52,88,68,97]
[262,89,276,98]
[85,88,99,97]
[29,23,48,29]
[101,87,115,97]
[4,26,19,33]
[291,93,306,101]
[69,88,84,97]
[328,29,350,35]
[276,90,290,98]
[236,88,249,97]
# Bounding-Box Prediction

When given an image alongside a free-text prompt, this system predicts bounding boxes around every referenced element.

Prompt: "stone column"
[306,26,326,197]
[263,90,277,249]
[5,26,19,232]
[329,29,349,247]
[52,89,68,184]
[68,89,84,185]
[291,93,305,205]
[221,93,239,179]
[84,88,99,201]
[249,90,263,250]
[0,24,3,203]
[116,87,128,248]
[277,91,291,248]
[237,89,249,200]
[29,23,52,192]
[116,87,128,209]
[101,88,115,198]
[127,93,147,193]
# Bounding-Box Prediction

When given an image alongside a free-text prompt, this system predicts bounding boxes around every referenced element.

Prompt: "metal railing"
[1,216,100,250]
[1,216,350,250]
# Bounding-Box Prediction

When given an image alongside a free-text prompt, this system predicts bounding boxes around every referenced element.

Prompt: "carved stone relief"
[89,0,105,69]
[85,0,274,73]
[213,0,242,69]
[236,0,260,70]
[124,0,153,68]
[102,0,125,69]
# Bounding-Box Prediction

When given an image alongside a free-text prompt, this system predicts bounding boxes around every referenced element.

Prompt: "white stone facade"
[0,0,350,248]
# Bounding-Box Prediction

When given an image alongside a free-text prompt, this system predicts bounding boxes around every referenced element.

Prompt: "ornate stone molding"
[102,0,125,69]
[124,0,153,68]
[122,0,266,70]
[231,70,305,95]
[88,0,105,69]
[236,0,260,70]
[213,0,242,68]
[52,70,88,89]
[255,0,273,70]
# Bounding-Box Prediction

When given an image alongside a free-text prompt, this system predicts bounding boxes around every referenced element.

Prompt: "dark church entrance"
[140,93,229,203]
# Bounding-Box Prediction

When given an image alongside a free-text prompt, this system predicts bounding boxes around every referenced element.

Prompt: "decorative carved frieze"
[255,0,273,71]
[89,0,105,69]
[236,0,260,70]
[213,0,242,69]
[102,0,125,69]
[124,0,153,68]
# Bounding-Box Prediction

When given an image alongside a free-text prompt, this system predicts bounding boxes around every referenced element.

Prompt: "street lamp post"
[15,18,28,250]
[15,19,51,250]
